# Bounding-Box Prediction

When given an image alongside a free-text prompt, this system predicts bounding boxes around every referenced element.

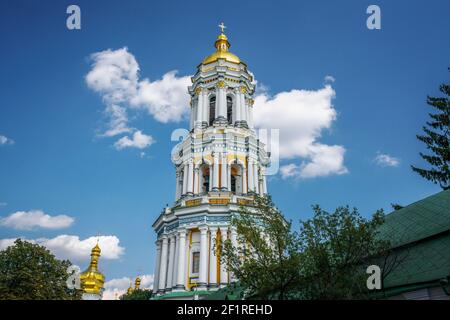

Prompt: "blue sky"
[0,0,449,296]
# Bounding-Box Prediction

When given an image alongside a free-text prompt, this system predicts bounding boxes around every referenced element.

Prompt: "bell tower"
[152,24,270,299]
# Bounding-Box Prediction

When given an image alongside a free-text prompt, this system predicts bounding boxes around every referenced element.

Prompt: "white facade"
[152,29,270,296]
[81,292,102,300]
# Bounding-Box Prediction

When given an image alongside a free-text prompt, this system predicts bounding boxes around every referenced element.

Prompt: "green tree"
[412,68,450,190]
[221,195,302,300]
[0,239,81,300]
[390,203,404,211]
[120,289,153,300]
[221,195,395,300]
[298,205,389,299]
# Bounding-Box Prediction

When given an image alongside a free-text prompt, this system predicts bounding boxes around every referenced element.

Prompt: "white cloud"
[0,235,125,262]
[130,71,191,123]
[86,48,139,105]
[0,238,17,251]
[254,83,348,179]
[374,153,400,167]
[86,47,191,148]
[41,235,124,261]
[102,274,154,300]
[279,163,299,179]
[114,130,154,150]
[0,135,14,146]
[324,75,335,83]
[101,105,133,138]
[0,210,74,230]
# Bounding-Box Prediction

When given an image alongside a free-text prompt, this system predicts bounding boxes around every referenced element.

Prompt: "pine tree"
[412,68,450,190]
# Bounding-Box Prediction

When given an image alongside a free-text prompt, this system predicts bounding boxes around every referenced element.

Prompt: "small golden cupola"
[134,276,141,290]
[202,22,241,65]
[127,283,133,295]
[80,241,105,300]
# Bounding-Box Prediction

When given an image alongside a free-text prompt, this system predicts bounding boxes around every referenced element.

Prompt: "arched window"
[227,96,233,124]
[230,164,242,194]
[192,252,200,274]
[200,165,210,193]
[209,96,216,125]
[230,173,236,192]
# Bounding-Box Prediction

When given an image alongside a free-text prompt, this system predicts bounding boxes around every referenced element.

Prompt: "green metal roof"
[383,232,450,288]
[151,290,211,300]
[379,189,450,291]
[379,189,450,247]
[205,283,245,300]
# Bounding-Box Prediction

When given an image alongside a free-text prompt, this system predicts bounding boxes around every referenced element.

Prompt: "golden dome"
[127,285,133,295]
[80,241,105,295]
[134,277,141,290]
[91,242,101,256]
[202,27,241,65]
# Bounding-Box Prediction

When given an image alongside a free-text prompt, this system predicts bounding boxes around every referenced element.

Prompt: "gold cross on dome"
[218,22,226,33]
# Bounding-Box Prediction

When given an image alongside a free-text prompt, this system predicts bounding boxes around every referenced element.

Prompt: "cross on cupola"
[218,22,226,34]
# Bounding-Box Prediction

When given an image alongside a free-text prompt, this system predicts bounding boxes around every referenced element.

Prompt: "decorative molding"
[186,198,202,207]
[209,198,230,205]
[237,198,253,206]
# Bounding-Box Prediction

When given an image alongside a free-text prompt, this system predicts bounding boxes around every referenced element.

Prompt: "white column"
[196,96,203,127]
[198,226,208,289]
[246,100,250,127]
[219,227,228,286]
[227,164,231,193]
[190,104,198,130]
[193,165,199,195]
[216,85,226,120]
[182,164,188,195]
[214,87,220,121]
[186,161,194,195]
[209,227,218,288]
[242,164,247,194]
[235,90,242,124]
[240,93,246,124]
[175,171,181,200]
[189,97,195,130]
[247,161,254,192]
[253,164,259,194]
[202,91,208,124]
[230,227,238,282]
[248,105,254,128]
[209,165,213,191]
[213,154,219,191]
[153,240,162,292]
[233,90,239,125]
[221,87,227,120]
[166,234,176,290]
[263,173,268,194]
[184,232,190,289]
[158,235,169,292]
[175,229,187,291]
[221,154,227,191]
[172,233,179,288]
